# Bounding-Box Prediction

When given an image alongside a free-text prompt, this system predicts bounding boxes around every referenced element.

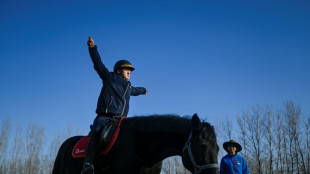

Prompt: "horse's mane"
[200,122,217,142]
[122,115,192,134]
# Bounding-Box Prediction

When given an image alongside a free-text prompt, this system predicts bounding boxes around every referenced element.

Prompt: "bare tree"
[24,122,45,174]
[304,115,310,174]
[237,110,249,160]
[274,111,284,174]
[223,116,233,141]
[0,117,11,173]
[282,100,306,174]
[213,120,225,159]
[214,115,236,161]
[246,105,264,174]
[0,116,88,174]
[9,124,24,174]
[263,105,275,174]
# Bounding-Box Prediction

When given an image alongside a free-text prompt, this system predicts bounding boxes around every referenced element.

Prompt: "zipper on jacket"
[120,83,130,116]
[105,96,113,113]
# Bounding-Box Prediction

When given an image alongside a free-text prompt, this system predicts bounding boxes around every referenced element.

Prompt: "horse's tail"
[52,136,83,174]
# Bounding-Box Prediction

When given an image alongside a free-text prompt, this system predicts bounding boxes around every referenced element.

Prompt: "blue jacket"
[220,153,249,174]
[89,46,146,116]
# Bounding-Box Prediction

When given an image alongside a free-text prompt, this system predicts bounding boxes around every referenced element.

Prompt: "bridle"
[182,131,219,174]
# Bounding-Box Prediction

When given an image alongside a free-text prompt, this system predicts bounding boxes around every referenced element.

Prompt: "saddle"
[72,116,126,158]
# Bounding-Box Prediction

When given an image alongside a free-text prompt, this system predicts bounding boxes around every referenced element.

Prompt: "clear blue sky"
[1,1,310,139]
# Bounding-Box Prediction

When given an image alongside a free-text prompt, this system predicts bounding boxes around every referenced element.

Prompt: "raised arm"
[87,36,110,80]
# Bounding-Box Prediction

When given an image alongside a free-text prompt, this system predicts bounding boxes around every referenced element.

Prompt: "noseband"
[182,131,219,174]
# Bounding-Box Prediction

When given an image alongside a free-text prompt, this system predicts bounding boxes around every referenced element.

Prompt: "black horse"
[52,114,219,174]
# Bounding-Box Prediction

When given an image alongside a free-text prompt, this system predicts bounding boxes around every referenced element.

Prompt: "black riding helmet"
[113,60,135,72]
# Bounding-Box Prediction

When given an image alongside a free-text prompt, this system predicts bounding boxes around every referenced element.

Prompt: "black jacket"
[89,46,146,116]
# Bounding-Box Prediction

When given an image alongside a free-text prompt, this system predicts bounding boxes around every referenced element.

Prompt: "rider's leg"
[99,120,114,148]
[81,116,111,174]
[81,131,100,174]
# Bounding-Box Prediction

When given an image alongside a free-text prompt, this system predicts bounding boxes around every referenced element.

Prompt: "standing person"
[220,140,249,174]
[81,36,148,174]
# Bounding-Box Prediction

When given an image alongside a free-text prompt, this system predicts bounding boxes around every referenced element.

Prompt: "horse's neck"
[150,132,189,160]
[122,116,192,162]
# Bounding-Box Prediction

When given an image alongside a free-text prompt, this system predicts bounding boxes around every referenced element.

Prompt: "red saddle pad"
[72,117,126,158]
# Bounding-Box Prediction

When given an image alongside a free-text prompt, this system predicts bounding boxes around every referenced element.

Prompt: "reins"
[182,131,219,174]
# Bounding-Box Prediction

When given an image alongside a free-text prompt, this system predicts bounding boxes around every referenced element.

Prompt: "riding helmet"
[113,60,135,72]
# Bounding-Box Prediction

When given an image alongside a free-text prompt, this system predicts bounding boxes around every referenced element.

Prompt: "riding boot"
[81,131,100,174]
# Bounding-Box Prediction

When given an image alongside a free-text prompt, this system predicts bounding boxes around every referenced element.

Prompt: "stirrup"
[81,163,94,174]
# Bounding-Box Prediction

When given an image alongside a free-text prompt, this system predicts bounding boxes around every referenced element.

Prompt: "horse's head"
[182,114,219,174]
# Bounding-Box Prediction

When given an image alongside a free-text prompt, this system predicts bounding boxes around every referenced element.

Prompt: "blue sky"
[1,0,310,139]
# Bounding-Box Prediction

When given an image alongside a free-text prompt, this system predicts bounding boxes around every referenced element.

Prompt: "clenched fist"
[87,36,95,47]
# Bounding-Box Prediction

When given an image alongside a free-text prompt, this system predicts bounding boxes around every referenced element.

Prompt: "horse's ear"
[192,113,201,128]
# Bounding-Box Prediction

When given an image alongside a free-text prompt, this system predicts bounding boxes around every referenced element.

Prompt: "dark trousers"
[84,115,113,164]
